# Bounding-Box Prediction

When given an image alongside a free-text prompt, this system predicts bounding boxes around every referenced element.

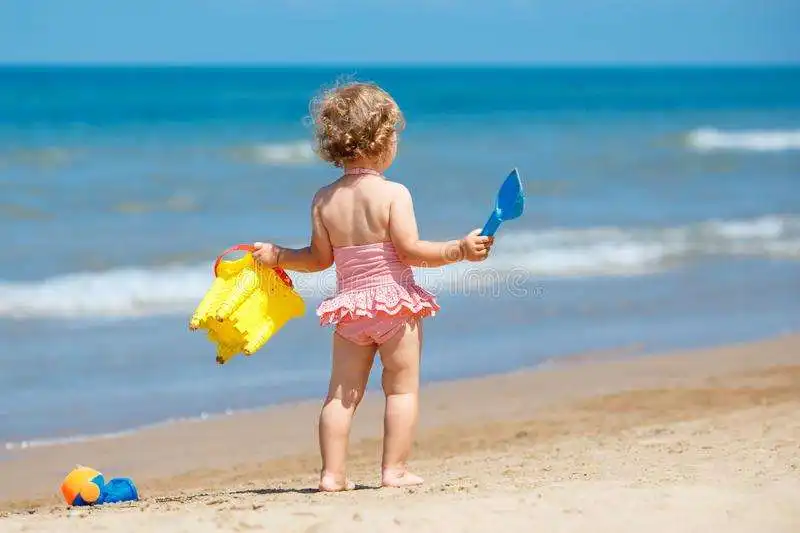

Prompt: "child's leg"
[377,319,424,487]
[318,332,376,492]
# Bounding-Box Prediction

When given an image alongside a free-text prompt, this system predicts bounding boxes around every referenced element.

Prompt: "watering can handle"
[213,244,294,289]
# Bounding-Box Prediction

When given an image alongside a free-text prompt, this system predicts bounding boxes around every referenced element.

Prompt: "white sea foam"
[687,128,800,152]
[228,141,316,165]
[1,215,798,320]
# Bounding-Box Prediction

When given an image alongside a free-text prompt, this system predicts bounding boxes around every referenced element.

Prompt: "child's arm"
[253,193,334,272]
[389,184,493,267]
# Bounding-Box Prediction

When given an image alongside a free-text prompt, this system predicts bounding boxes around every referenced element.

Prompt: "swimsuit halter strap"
[342,167,383,178]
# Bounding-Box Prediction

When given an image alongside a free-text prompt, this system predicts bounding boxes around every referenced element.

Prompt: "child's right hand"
[252,242,280,267]
[461,229,494,262]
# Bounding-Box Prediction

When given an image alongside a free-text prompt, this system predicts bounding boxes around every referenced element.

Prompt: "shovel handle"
[480,211,502,237]
[213,244,294,289]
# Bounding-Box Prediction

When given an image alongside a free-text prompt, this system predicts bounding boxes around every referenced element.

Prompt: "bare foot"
[381,468,424,488]
[318,473,355,492]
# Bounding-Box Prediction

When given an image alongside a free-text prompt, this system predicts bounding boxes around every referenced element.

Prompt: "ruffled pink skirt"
[316,241,439,327]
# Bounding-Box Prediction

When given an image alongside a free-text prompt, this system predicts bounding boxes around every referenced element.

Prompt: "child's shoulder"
[312,175,410,206]
[382,178,412,199]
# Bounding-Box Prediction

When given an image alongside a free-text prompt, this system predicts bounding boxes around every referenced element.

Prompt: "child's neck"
[344,159,383,174]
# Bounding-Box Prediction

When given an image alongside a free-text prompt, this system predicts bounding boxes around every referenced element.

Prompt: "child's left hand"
[252,242,280,266]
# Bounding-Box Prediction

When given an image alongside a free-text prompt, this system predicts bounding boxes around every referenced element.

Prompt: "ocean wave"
[0,142,318,170]
[474,214,800,278]
[227,141,316,165]
[0,146,78,168]
[0,265,214,320]
[113,193,199,214]
[687,128,800,152]
[0,215,798,320]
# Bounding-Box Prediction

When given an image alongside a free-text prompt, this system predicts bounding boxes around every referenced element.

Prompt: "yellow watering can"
[189,244,305,365]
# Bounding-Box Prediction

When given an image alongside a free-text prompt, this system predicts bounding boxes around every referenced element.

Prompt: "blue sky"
[0,0,798,64]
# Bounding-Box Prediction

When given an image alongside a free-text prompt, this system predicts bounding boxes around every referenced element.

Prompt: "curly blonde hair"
[310,82,405,167]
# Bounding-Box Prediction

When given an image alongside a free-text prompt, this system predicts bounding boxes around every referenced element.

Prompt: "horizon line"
[1,61,798,70]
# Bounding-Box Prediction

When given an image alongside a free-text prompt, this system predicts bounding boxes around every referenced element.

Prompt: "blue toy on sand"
[480,168,525,236]
[60,466,139,507]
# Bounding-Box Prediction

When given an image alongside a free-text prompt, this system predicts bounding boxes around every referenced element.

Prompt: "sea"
[1,66,799,451]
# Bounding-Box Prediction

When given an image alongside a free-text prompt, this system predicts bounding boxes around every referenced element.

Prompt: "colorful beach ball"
[60,466,105,506]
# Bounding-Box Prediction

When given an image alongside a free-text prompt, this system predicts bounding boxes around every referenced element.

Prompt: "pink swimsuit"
[316,241,440,346]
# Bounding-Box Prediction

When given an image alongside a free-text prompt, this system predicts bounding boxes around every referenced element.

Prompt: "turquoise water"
[1,66,799,448]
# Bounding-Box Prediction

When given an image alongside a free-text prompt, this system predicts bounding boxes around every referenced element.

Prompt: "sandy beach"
[1,333,798,532]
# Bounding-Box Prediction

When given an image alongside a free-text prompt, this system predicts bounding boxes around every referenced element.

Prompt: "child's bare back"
[314,171,398,247]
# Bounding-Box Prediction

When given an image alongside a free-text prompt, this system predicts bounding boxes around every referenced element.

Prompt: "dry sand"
[1,334,799,532]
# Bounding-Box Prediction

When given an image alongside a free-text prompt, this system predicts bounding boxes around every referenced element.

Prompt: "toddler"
[252,82,494,491]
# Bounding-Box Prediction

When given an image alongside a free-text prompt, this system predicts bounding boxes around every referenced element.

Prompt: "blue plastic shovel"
[480,168,525,237]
